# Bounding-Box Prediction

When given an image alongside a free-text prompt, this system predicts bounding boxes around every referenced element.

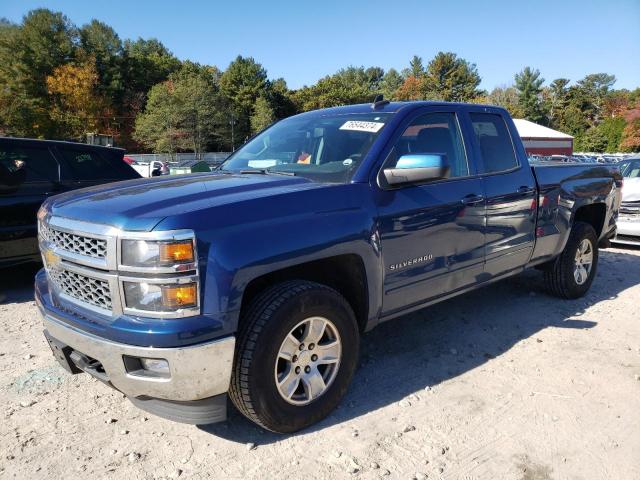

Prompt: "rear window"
[0,144,59,186]
[470,113,519,174]
[59,148,134,181]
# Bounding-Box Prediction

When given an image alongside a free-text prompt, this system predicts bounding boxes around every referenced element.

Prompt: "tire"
[229,280,359,433]
[544,221,599,299]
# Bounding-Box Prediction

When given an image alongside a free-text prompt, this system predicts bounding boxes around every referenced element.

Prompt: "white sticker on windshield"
[339,121,385,133]
[248,160,278,168]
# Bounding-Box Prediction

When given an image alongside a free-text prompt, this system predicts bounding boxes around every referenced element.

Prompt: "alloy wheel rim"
[574,238,593,285]
[274,316,342,406]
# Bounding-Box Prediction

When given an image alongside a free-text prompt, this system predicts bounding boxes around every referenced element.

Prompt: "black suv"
[0,137,140,268]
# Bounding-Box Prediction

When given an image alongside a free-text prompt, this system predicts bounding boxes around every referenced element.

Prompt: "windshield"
[620,160,640,178]
[221,113,393,183]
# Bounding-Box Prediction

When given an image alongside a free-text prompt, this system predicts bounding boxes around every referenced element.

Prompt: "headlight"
[121,239,195,268]
[37,205,48,221]
[123,281,198,313]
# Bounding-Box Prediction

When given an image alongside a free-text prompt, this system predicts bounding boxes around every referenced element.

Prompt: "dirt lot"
[1,247,639,480]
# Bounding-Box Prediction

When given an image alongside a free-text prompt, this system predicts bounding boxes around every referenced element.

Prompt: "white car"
[130,160,169,177]
[614,157,640,246]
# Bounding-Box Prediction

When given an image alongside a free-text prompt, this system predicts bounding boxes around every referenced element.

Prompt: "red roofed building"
[513,119,573,156]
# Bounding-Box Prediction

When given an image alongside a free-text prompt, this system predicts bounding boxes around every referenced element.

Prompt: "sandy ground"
[1,246,639,480]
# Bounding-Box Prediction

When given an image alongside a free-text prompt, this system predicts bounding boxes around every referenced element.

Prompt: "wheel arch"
[240,254,370,332]
[572,202,607,239]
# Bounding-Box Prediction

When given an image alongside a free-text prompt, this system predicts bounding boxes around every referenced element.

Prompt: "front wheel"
[544,221,599,299]
[229,280,359,433]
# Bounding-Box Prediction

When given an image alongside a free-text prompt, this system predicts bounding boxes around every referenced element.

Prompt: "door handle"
[517,186,534,194]
[461,194,484,205]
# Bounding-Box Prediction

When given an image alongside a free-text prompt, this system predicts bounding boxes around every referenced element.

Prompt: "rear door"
[377,108,486,315]
[467,111,537,277]
[0,141,60,264]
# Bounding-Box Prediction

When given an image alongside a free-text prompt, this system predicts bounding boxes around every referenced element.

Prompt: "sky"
[2,0,639,91]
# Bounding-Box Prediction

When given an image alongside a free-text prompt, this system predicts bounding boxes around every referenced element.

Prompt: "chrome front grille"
[40,223,107,259]
[620,201,640,217]
[38,213,199,318]
[48,265,112,311]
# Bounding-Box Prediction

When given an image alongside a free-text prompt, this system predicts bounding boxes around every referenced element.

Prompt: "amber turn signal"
[159,241,194,263]
[161,283,197,308]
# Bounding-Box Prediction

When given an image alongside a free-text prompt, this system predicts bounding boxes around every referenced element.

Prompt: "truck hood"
[622,177,640,202]
[46,172,323,231]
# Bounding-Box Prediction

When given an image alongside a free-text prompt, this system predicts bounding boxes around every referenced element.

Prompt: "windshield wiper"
[238,169,296,176]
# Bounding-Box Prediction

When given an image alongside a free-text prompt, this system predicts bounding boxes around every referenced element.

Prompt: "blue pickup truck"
[35,101,621,433]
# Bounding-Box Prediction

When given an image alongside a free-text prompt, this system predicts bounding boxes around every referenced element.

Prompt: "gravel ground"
[1,247,639,480]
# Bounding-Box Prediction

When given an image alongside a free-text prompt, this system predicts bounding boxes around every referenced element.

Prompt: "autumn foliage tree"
[395,76,423,101]
[46,57,111,139]
[1,8,639,154]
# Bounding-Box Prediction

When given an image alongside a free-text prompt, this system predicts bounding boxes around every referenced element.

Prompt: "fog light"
[140,357,169,374]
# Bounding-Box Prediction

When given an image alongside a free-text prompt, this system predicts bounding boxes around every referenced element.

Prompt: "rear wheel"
[544,221,598,299]
[229,280,359,433]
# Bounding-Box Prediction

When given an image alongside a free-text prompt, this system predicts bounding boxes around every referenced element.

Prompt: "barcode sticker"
[339,121,385,133]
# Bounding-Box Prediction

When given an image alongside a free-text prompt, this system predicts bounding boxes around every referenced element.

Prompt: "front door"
[377,110,486,316]
[0,142,60,265]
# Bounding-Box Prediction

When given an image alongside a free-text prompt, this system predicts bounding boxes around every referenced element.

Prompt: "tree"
[122,37,180,102]
[219,56,269,141]
[620,119,640,152]
[409,55,424,78]
[79,20,123,102]
[267,78,297,120]
[620,106,640,152]
[598,117,626,152]
[395,75,423,101]
[46,57,110,139]
[581,126,608,153]
[250,95,276,133]
[0,9,77,137]
[514,67,546,124]
[379,68,404,100]
[291,67,377,111]
[576,73,616,124]
[134,67,227,157]
[487,85,523,117]
[545,78,570,127]
[365,66,384,91]
[422,52,482,102]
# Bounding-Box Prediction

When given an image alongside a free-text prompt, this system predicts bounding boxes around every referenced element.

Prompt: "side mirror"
[383,154,450,186]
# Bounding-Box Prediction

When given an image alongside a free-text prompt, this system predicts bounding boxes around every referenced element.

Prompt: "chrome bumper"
[613,218,640,246]
[42,312,235,401]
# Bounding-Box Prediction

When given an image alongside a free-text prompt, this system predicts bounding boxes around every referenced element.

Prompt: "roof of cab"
[0,136,125,152]
[294,100,504,117]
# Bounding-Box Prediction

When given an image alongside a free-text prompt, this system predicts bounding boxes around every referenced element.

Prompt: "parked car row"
[0,138,140,268]
[529,153,637,164]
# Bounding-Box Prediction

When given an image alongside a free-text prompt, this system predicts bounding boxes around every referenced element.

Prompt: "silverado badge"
[389,254,433,271]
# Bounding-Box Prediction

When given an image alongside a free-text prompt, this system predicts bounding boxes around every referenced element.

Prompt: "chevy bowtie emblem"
[44,248,60,267]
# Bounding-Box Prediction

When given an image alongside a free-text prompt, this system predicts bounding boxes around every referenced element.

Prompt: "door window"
[470,113,519,173]
[59,148,120,181]
[0,145,58,187]
[391,112,469,178]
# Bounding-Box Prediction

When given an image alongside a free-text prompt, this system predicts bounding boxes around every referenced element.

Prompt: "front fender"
[155,183,382,336]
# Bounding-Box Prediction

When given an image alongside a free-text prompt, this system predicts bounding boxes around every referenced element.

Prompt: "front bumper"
[613,218,640,246]
[41,311,235,401]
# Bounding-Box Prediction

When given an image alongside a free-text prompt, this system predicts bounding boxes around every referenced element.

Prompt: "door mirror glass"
[383,154,450,186]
